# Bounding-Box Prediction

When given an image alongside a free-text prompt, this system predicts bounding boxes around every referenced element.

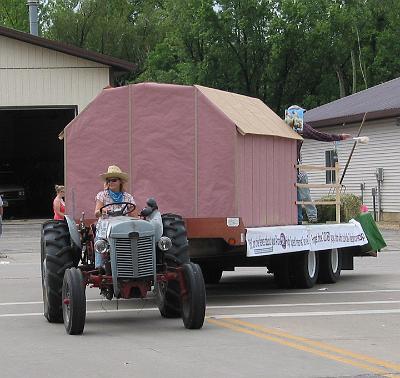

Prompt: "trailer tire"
[41,220,77,323]
[161,214,190,266]
[293,250,319,289]
[181,263,206,329]
[271,254,294,289]
[62,267,86,335]
[199,263,223,284]
[318,248,342,284]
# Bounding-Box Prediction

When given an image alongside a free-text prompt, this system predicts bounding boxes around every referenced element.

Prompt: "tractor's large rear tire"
[62,267,86,335]
[155,279,181,318]
[318,248,342,284]
[161,214,190,266]
[181,263,206,329]
[156,214,190,318]
[41,220,77,323]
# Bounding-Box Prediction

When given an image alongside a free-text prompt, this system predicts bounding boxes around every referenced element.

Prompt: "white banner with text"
[246,221,368,257]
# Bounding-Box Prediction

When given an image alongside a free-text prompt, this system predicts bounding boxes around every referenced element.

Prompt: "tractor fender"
[146,210,163,241]
[64,215,82,249]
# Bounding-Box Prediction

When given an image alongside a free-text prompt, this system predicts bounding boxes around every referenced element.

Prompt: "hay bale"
[316,193,361,223]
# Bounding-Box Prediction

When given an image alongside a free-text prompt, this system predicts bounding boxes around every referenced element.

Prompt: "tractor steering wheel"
[100,202,136,217]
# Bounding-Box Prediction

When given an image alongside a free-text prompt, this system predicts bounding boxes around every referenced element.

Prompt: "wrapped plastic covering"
[64,83,298,226]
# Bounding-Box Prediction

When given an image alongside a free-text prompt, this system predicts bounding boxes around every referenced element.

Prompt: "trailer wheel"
[161,214,190,266]
[318,248,342,284]
[62,267,86,335]
[41,220,76,323]
[293,250,319,288]
[270,254,294,289]
[199,263,223,284]
[155,280,181,318]
[181,263,206,329]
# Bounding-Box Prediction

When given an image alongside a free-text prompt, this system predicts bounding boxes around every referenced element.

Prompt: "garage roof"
[304,76,400,127]
[0,25,136,72]
[195,85,301,140]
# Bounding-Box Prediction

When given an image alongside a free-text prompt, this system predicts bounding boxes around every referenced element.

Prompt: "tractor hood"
[98,217,155,240]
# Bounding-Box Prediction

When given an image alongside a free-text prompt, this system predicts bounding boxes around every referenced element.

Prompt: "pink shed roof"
[195,85,302,140]
[61,83,302,141]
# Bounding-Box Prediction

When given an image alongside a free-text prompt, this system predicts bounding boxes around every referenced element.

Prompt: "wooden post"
[335,162,341,223]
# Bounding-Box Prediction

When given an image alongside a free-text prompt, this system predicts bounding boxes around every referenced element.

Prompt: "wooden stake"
[340,112,368,185]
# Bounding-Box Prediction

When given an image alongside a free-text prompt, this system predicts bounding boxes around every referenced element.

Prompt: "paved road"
[0,221,399,378]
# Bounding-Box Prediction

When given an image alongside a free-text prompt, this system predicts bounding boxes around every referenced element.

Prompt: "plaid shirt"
[95,190,135,213]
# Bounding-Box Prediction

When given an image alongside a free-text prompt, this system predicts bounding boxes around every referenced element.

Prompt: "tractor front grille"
[115,239,134,277]
[137,236,154,276]
[115,236,154,278]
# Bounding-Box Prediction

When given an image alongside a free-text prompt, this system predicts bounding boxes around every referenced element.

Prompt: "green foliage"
[0,0,29,32]
[41,0,166,83]
[1,0,400,110]
[316,193,362,223]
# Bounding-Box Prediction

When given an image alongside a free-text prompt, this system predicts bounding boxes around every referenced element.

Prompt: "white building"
[0,25,135,218]
[303,77,400,222]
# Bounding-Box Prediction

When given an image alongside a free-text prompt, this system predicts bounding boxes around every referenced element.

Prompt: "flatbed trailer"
[62,82,386,289]
[187,215,383,288]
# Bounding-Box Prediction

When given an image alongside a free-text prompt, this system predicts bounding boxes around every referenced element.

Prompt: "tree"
[0,0,30,32]
[138,0,275,99]
[42,0,165,82]
[2,0,400,112]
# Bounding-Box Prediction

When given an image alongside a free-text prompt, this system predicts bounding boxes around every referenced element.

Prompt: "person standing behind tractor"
[94,165,136,268]
[286,105,352,224]
[53,185,65,220]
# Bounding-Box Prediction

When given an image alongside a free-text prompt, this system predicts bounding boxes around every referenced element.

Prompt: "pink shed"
[63,82,301,227]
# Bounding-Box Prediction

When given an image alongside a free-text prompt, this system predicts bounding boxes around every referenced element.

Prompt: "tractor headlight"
[158,236,172,251]
[94,238,109,254]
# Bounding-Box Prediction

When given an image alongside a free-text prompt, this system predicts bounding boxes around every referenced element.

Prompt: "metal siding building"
[0,25,135,112]
[0,34,109,111]
[302,77,400,221]
[0,26,135,218]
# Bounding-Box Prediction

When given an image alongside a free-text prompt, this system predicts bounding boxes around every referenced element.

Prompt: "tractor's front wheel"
[41,220,77,323]
[181,262,206,329]
[62,267,86,335]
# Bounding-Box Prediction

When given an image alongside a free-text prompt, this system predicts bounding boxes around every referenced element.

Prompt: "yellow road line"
[226,318,400,373]
[208,318,400,378]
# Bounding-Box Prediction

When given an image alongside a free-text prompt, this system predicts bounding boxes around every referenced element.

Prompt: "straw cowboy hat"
[100,165,129,181]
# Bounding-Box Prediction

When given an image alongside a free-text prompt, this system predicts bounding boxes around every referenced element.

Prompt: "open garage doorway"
[0,107,75,219]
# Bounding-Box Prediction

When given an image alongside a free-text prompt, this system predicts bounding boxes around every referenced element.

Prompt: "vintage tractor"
[40,200,206,335]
